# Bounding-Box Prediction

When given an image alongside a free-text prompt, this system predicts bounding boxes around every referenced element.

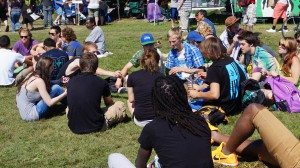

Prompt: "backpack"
[265,76,300,113]
[240,79,267,108]
[238,0,253,7]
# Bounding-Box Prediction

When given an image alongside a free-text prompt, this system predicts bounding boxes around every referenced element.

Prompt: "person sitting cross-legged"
[67,52,126,134]
[166,27,204,80]
[108,76,213,168]
[16,56,67,121]
[0,35,32,86]
[127,49,163,127]
[211,103,300,167]
[115,33,164,90]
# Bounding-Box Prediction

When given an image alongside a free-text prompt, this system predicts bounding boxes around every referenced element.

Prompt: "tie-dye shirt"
[252,46,279,73]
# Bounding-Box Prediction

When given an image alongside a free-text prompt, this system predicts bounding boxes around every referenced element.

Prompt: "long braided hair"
[152,75,210,137]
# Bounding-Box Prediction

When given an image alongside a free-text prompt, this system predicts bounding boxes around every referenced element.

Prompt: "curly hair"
[61,27,77,42]
[196,21,213,37]
[19,28,32,38]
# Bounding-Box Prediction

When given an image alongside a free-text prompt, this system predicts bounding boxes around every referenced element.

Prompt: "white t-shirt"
[219,30,240,60]
[0,49,25,86]
[170,0,178,8]
[88,0,99,9]
[177,49,190,79]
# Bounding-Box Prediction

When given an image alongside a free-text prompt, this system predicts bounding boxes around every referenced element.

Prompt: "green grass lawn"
[0,19,299,167]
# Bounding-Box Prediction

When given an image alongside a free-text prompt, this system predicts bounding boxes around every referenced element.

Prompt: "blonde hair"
[167,27,182,40]
[196,21,213,37]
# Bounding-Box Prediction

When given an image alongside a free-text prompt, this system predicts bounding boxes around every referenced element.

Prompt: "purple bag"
[265,76,300,113]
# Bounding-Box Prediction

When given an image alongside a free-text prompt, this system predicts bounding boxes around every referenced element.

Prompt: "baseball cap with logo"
[140,33,155,46]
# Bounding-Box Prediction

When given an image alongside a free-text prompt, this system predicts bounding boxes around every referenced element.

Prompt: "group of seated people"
[0,13,299,167]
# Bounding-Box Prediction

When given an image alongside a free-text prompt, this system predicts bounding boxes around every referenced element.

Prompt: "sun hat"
[225,16,240,27]
[140,33,155,46]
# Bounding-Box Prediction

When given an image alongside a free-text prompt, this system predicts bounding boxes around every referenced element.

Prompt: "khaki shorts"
[102,101,126,130]
[253,109,300,168]
[88,8,99,18]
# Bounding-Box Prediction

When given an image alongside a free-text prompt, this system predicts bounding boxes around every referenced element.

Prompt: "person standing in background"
[170,0,178,28]
[177,0,192,32]
[266,0,289,33]
[22,0,37,30]
[87,0,99,25]
[241,0,256,32]
[42,0,53,28]
[0,0,9,32]
[9,0,23,32]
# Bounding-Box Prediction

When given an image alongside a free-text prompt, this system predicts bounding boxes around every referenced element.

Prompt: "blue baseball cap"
[140,33,155,46]
[187,31,205,43]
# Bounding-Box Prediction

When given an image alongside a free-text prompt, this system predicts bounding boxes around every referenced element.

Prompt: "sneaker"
[207,122,219,132]
[279,29,289,33]
[266,28,276,33]
[117,87,127,93]
[212,142,238,166]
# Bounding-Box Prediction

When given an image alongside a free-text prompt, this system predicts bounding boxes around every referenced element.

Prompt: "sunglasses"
[49,32,56,36]
[20,36,28,39]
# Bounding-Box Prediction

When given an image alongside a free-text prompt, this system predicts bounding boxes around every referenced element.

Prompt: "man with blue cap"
[115,33,164,91]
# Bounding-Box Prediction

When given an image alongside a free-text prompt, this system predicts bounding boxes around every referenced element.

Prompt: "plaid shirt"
[165,42,204,70]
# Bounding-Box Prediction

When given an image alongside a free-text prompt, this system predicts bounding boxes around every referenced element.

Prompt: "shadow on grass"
[43,103,66,119]
[108,115,132,130]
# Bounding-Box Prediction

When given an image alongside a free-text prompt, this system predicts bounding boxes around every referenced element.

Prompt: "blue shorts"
[56,7,64,16]
[170,8,178,19]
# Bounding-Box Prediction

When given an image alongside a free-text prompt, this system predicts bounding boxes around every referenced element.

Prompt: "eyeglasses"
[49,32,56,36]
[278,42,286,48]
[20,36,28,39]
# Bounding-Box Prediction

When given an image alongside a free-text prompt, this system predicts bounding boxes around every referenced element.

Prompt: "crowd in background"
[0,0,300,167]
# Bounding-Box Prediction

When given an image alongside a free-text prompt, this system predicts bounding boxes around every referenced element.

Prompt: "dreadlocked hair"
[152,75,211,137]
[17,56,53,93]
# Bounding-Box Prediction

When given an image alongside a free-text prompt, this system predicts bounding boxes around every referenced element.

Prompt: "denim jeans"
[10,8,21,31]
[36,84,64,118]
[43,5,53,27]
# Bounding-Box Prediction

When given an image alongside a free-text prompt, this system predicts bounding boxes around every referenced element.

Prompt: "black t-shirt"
[127,70,163,121]
[67,72,111,134]
[42,49,69,80]
[205,57,247,115]
[56,57,80,80]
[139,118,213,168]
